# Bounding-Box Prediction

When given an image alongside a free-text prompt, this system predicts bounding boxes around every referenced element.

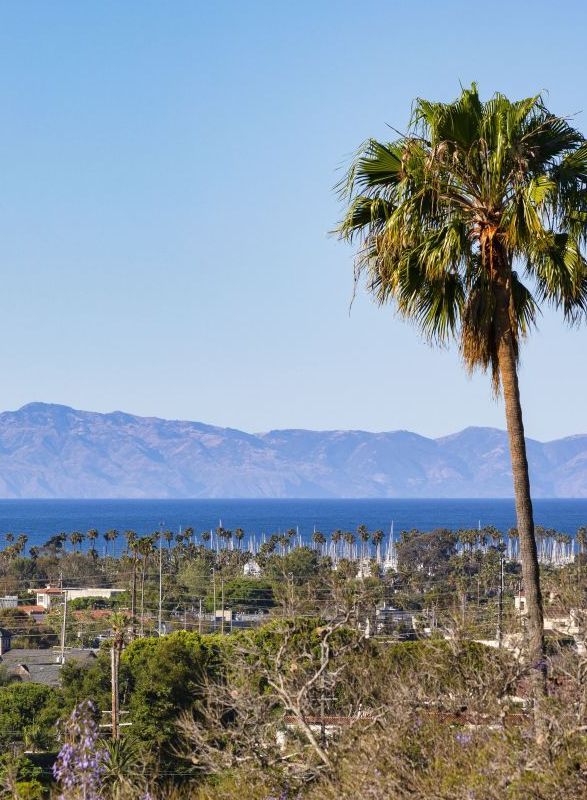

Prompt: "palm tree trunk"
[131,558,137,639]
[498,331,546,708]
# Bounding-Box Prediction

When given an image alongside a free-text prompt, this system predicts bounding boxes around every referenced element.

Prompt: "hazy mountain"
[0,403,584,498]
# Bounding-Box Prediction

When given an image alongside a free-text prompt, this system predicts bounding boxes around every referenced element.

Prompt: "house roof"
[0,648,97,686]
[72,609,111,620]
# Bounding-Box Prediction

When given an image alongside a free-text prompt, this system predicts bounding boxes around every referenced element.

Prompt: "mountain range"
[0,403,584,499]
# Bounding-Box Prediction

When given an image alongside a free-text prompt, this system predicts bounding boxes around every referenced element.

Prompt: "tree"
[0,683,62,751]
[163,530,174,549]
[104,529,119,556]
[69,531,84,553]
[312,531,326,553]
[372,529,385,561]
[338,85,587,710]
[234,528,245,550]
[136,537,154,636]
[357,525,370,559]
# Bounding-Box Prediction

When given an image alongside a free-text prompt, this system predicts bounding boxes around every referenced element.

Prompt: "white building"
[32,586,125,610]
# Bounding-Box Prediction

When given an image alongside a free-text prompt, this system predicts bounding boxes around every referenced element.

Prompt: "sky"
[0,0,585,441]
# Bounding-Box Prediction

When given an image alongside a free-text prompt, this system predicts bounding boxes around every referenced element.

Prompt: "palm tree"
[137,537,154,636]
[312,530,326,554]
[163,529,174,549]
[123,529,136,554]
[104,529,119,557]
[69,531,84,553]
[14,534,28,556]
[234,528,245,550]
[577,526,587,578]
[338,85,587,706]
[343,531,356,560]
[109,612,128,740]
[372,529,385,562]
[331,529,343,560]
[128,535,140,638]
[87,529,99,551]
[357,524,370,559]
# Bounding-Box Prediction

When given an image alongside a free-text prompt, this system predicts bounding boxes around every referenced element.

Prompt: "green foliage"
[0,683,62,751]
[0,752,44,800]
[265,547,322,583]
[222,578,275,611]
[122,630,222,754]
[59,653,112,713]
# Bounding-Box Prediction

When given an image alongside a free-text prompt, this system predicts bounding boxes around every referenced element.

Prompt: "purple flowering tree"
[53,700,108,800]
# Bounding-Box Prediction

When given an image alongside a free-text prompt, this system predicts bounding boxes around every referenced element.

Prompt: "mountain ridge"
[0,403,584,499]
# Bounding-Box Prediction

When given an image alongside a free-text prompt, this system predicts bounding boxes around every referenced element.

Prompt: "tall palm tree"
[104,529,119,557]
[14,534,28,556]
[87,528,99,552]
[127,535,140,638]
[69,531,84,553]
[137,536,154,636]
[343,531,356,560]
[357,524,370,560]
[312,530,326,553]
[577,526,587,579]
[337,85,587,706]
[372,529,385,562]
[331,529,343,560]
[163,529,174,549]
[234,527,245,550]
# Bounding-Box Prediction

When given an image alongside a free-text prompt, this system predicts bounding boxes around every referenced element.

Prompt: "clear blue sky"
[0,1,585,440]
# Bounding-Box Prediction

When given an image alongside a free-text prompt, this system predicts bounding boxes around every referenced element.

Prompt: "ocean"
[0,498,587,554]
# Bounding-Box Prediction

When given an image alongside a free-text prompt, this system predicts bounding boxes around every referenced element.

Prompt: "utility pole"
[497,545,505,648]
[220,578,225,635]
[60,590,68,665]
[111,643,119,740]
[158,522,164,637]
[130,558,137,640]
[212,569,216,633]
[198,598,203,634]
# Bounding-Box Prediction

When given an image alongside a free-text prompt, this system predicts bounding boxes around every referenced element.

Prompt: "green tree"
[222,578,275,611]
[121,631,221,755]
[0,683,62,751]
[338,85,587,704]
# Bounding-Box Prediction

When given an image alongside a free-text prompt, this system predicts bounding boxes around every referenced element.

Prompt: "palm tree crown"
[338,84,587,383]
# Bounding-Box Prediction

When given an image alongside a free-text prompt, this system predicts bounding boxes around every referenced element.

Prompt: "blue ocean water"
[0,498,586,554]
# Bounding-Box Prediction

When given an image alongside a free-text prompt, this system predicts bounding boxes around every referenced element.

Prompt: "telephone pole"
[212,569,216,632]
[497,545,505,648]
[220,578,225,635]
[60,590,68,665]
[158,522,164,636]
[111,643,119,740]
